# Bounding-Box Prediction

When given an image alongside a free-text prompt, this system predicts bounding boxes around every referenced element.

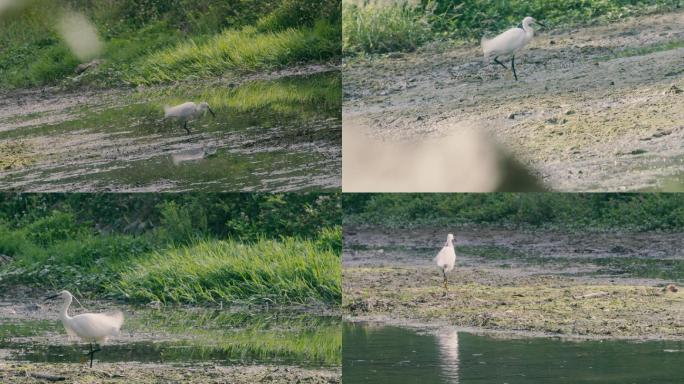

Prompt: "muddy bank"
[0,66,341,192]
[0,362,340,384]
[343,226,684,340]
[343,11,684,191]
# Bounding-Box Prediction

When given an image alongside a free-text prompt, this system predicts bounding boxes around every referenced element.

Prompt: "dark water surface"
[343,323,684,384]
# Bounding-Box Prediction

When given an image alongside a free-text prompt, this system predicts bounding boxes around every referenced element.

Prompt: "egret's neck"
[522,21,534,37]
[445,240,453,247]
[60,296,72,321]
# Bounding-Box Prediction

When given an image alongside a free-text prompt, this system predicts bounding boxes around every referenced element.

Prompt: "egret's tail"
[481,36,492,59]
[107,310,125,330]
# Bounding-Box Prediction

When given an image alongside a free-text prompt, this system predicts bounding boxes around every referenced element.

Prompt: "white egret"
[45,290,124,367]
[434,233,457,294]
[482,17,545,81]
[163,101,216,134]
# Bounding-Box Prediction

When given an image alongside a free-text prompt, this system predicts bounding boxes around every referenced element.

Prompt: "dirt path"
[343,11,684,191]
[343,226,684,340]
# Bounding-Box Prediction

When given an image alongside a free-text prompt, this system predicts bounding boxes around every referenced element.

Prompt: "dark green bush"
[344,193,684,231]
[25,211,89,247]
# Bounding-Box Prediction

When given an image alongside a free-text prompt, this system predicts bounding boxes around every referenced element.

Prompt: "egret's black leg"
[87,343,101,368]
[511,56,518,81]
[442,269,448,296]
[493,56,507,69]
[183,121,191,135]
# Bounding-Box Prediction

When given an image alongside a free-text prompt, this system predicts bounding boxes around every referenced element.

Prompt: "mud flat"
[0,362,340,384]
[0,67,341,192]
[342,227,684,339]
[343,11,684,191]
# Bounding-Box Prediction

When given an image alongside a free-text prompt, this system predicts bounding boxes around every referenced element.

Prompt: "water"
[0,71,341,192]
[343,323,684,383]
[0,305,340,367]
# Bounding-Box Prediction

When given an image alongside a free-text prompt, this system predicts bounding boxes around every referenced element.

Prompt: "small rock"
[663,284,678,293]
[665,84,683,95]
[74,59,102,74]
[507,113,516,119]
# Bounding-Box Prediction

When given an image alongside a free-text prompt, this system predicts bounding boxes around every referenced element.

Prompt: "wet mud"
[0,67,341,192]
[343,226,684,340]
[343,11,684,191]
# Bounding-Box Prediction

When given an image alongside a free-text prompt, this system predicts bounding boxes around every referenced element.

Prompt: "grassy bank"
[0,0,341,89]
[343,0,682,54]
[0,194,341,306]
[343,193,684,231]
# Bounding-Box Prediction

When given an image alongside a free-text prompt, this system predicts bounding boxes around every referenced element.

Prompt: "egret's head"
[523,16,545,28]
[45,290,72,301]
[198,102,216,117]
[447,233,454,242]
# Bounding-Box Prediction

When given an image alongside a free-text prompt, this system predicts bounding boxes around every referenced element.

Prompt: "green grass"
[0,230,341,306]
[343,1,432,54]
[0,0,341,89]
[128,21,340,85]
[342,0,683,54]
[129,310,341,365]
[0,195,341,306]
[112,237,341,305]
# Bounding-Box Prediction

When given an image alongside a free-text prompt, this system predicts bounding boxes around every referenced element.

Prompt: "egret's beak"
[536,21,546,28]
[44,294,60,301]
[208,107,216,118]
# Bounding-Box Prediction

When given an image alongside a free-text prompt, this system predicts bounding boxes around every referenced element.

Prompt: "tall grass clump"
[343,0,432,54]
[112,235,342,305]
[127,22,340,85]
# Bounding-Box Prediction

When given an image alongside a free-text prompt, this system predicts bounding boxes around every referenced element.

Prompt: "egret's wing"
[164,102,195,118]
[482,27,526,56]
[435,246,456,269]
[70,312,124,339]
[434,246,449,264]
